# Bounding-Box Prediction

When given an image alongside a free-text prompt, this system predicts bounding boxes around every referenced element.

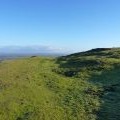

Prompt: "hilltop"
[0,48,120,120]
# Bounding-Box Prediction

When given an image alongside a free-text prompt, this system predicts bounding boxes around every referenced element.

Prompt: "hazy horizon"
[0,45,118,55]
[0,45,72,55]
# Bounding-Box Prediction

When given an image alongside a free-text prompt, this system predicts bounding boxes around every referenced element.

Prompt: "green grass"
[0,48,120,120]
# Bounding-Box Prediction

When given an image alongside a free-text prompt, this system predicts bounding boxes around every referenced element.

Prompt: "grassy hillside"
[0,48,120,120]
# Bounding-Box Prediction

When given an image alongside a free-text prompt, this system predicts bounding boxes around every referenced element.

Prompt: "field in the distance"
[0,48,120,120]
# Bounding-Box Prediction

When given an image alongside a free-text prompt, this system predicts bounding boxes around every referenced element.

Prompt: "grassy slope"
[0,48,120,120]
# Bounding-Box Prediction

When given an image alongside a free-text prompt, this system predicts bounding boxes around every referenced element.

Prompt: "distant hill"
[0,45,70,55]
[0,48,120,120]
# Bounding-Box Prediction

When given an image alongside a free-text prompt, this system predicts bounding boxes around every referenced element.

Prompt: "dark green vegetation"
[0,48,120,120]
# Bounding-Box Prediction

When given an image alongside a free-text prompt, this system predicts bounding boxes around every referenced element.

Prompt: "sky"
[0,0,120,53]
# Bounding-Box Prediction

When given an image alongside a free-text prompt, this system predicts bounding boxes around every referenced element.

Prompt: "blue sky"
[0,0,120,52]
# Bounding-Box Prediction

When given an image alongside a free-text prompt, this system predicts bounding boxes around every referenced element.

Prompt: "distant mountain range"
[0,46,70,55]
[0,45,71,59]
[0,45,70,54]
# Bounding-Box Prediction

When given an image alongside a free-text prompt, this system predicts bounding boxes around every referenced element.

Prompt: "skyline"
[0,0,120,53]
[0,45,71,54]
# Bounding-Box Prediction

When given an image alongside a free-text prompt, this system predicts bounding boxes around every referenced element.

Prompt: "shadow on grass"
[56,56,120,120]
[89,65,120,120]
